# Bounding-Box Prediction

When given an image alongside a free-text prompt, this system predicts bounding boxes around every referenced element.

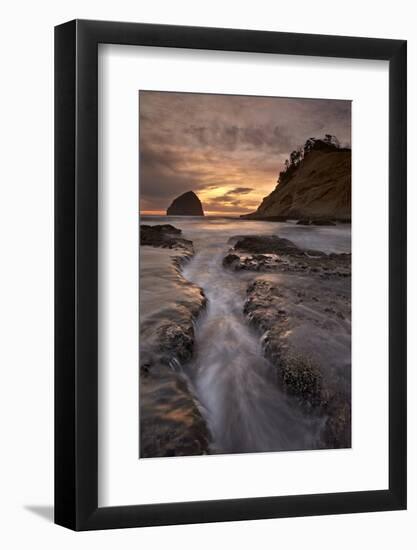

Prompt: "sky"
[139,91,351,216]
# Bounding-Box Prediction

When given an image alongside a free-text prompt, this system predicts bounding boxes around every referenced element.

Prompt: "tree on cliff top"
[278,135,349,185]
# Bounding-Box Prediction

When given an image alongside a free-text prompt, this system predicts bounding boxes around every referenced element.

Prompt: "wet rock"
[140,370,211,457]
[222,253,240,268]
[261,326,324,409]
[322,396,351,448]
[223,252,283,272]
[223,234,350,279]
[234,235,305,255]
[243,277,351,449]
[279,352,323,406]
[140,229,211,457]
[140,292,207,370]
[155,315,195,365]
[140,224,194,253]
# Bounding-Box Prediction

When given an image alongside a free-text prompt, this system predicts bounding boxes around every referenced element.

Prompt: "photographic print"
[139,91,351,458]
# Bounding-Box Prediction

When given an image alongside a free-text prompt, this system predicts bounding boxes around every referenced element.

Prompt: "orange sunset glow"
[139,91,351,216]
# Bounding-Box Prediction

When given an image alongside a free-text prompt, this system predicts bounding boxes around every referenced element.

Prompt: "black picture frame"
[55,19,407,531]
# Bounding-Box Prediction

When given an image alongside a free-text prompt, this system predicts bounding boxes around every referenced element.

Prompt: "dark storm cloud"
[224,187,253,196]
[140,145,213,209]
[139,91,351,213]
[185,123,291,152]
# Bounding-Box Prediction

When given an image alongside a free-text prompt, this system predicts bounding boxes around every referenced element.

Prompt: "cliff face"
[167,191,204,216]
[248,149,351,221]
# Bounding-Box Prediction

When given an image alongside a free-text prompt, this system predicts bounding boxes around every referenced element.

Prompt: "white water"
[141,216,351,454]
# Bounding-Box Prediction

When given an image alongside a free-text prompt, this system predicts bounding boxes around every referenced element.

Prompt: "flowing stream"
[141,216,351,455]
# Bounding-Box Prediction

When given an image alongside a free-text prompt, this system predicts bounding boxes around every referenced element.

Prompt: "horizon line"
[140,210,248,217]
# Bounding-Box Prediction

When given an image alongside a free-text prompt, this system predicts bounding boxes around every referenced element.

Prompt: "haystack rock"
[167,191,204,216]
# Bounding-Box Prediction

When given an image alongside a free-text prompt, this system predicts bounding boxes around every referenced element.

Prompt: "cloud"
[185,123,291,153]
[200,186,257,213]
[139,91,351,213]
[223,187,253,196]
[203,198,256,214]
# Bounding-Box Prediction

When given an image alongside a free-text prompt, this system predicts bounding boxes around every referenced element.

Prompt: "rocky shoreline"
[223,234,351,448]
[139,224,211,457]
[140,224,351,455]
[240,215,349,225]
[224,235,351,279]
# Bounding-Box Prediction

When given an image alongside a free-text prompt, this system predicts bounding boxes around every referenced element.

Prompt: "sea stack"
[166,191,205,216]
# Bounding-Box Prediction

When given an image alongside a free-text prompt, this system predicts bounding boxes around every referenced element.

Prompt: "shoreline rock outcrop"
[140,224,194,264]
[140,224,211,457]
[242,138,351,222]
[223,235,351,279]
[224,234,351,448]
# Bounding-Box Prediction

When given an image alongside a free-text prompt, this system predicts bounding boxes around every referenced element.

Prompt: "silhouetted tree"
[290,147,303,166]
[324,134,340,148]
[278,135,343,184]
[303,138,317,155]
